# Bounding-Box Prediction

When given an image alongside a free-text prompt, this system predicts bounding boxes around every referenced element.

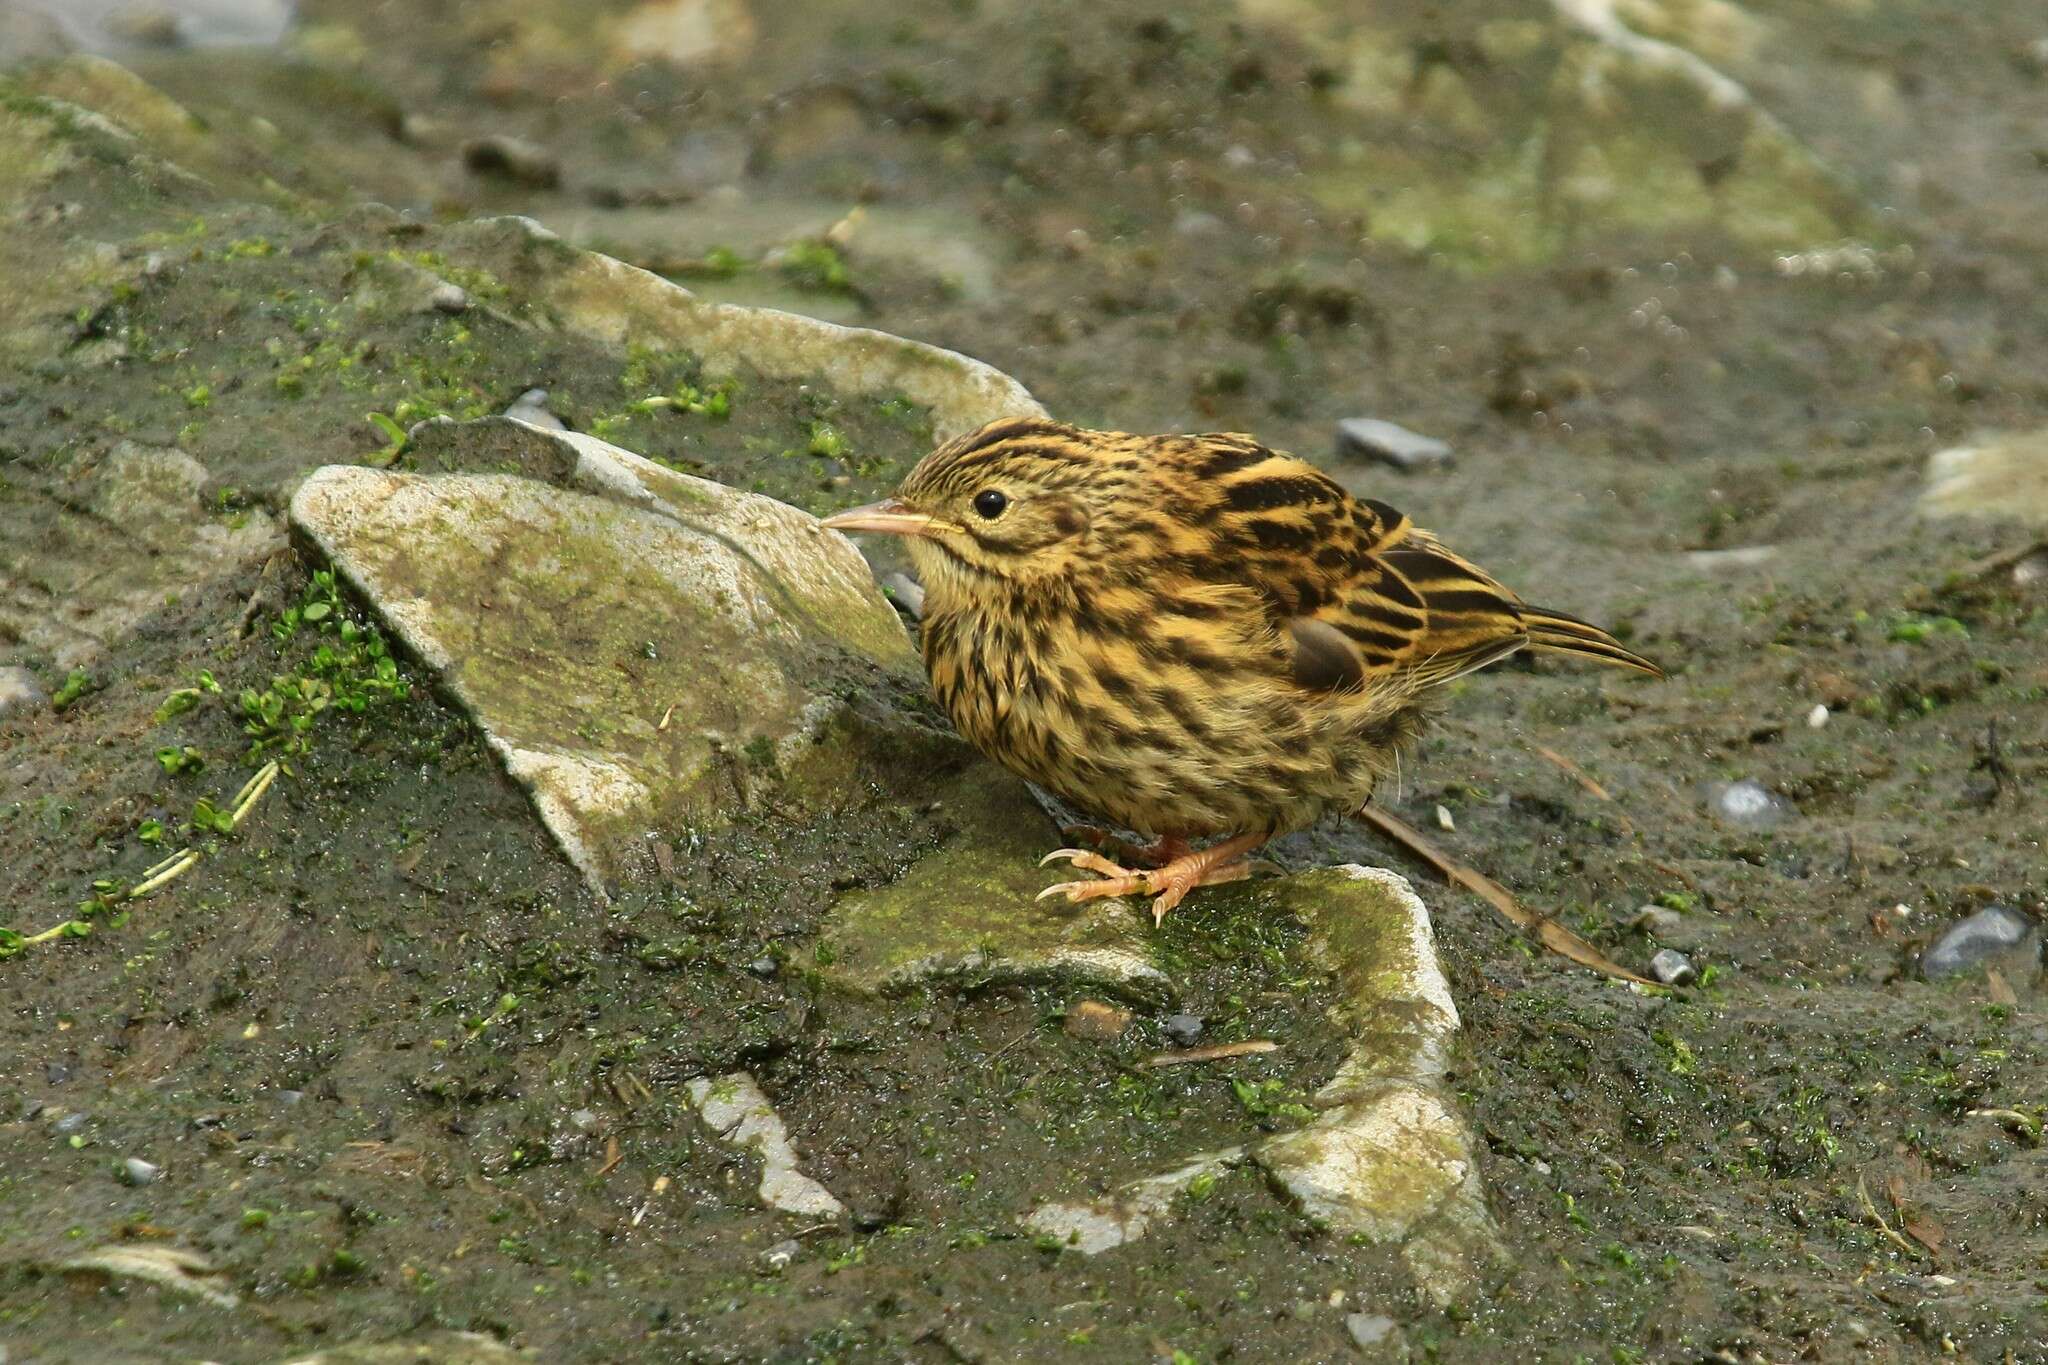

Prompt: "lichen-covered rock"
[1018,864,1503,1305]
[686,1072,845,1218]
[268,1333,530,1365]
[1023,1149,1246,1254]
[1922,429,2048,527]
[491,215,1040,445]
[1250,0,1870,264]
[290,418,919,892]
[0,440,284,669]
[817,771,1165,999]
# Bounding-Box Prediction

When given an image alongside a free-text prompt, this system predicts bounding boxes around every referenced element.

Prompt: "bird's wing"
[1171,434,1653,693]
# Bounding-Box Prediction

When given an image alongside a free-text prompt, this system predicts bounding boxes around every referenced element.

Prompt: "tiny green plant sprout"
[1,567,409,961]
[365,410,409,467]
[0,762,277,960]
[50,668,94,710]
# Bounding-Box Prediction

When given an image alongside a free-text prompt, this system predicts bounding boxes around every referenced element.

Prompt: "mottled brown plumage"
[823,417,1660,921]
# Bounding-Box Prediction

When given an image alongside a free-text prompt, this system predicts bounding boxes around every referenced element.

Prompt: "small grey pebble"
[0,666,49,722]
[190,1113,225,1130]
[1649,948,1698,986]
[1629,906,1684,939]
[106,4,184,48]
[761,1238,801,1271]
[1335,418,1452,473]
[1707,778,1792,828]
[429,282,471,314]
[44,1062,69,1085]
[1345,1312,1404,1353]
[461,134,562,188]
[747,955,779,978]
[275,1089,304,1106]
[120,1157,161,1186]
[1922,905,2040,980]
[53,1112,88,1134]
[1163,1013,1205,1046]
[503,387,567,431]
[570,1108,598,1132]
[18,1099,45,1122]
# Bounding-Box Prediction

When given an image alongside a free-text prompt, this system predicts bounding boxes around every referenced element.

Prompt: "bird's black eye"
[972,488,1009,520]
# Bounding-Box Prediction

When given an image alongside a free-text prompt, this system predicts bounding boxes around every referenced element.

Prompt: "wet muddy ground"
[3,1,2046,1360]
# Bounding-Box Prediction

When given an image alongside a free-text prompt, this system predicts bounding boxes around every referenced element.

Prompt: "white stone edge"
[686,1071,845,1220]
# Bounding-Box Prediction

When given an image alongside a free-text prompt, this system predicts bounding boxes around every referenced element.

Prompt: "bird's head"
[822,417,1125,595]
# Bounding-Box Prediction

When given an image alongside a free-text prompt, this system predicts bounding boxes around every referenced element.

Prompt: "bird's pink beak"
[821,497,943,538]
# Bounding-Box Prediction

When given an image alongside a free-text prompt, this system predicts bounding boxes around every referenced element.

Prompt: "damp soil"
[4,1,2048,1361]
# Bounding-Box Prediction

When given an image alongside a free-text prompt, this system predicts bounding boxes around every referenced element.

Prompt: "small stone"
[1922,906,2040,980]
[502,388,567,431]
[18,1099,45,1122]
[1222,144,1258,169]
[53,1112,87,1134]
[1434,804,1455,831]
[2012,547,2048,589]
[43,1062,69,1085]
[1806,704,1829,729]
[1684,545,1778,571]
[119,1157,162,1186]
[1649,948,1697,986]
[1162,1013,1204,1046]
[430,282,471,314]
[746,955,779,979]
[1172,209,1225,238]
[1345,1312,1404,1355]
[0,667,48,722]
[1335,418,1452,473]
[1063,999,1133,1042]
[461,135,562,188]
[1628,906,1683,939]
[106,4,185,48]
[0,3,74,66]
[1923,431,2048,528]
[570,1108,598,1132]
[1708,778,1792,828]
[760,1238,800,1271]
[275,1089,304,1106]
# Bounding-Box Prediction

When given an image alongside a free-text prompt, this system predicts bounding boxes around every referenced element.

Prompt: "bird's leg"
[1054,826,1192,869]
[1038,831,1267,926]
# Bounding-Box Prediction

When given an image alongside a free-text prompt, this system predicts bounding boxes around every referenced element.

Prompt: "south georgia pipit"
[824,417,1661,927]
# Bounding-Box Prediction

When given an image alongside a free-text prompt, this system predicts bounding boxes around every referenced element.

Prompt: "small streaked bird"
[823,418,1661,924]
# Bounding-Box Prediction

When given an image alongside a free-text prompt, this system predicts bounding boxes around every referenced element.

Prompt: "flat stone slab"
[0,439,284,669]
[290,420,918,892]
[686,1071,846,1219]
[517,218,1040,447]
[817,772,1166,1000]
[268,1333,530,1365]
[1922,430,2048,527]
[1021,864,1503,1304]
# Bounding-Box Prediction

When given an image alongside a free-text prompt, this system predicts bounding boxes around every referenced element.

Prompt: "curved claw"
[1038,848,1134,879]
[1037,875,1152,904]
